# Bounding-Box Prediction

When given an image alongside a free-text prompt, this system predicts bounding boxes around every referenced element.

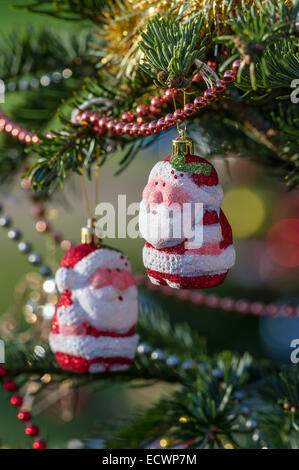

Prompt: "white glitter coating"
[143,244,236,276]
[57,285,138,333]
[55,248,132,292]
[49,333,139,360]
[148,161,223,207]
[56,267,85,292]
[88,363,106,373]
[51,247,139,370]
[75,249,131,279]
[57,303,86,326]
[140,158,235,286]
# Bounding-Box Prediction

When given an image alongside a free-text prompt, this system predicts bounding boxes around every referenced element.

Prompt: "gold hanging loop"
[172,129,194,156]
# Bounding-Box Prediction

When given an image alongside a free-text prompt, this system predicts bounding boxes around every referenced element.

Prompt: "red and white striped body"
[49,244,139,373]
[139,155,235,289]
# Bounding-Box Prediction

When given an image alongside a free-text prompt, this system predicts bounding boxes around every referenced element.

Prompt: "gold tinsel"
[101,0,287,77]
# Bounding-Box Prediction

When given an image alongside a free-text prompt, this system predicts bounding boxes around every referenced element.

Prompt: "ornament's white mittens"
[139,153,235,289]
[55,267,85,292]
[50,243,139,373]
[56,301,86,326]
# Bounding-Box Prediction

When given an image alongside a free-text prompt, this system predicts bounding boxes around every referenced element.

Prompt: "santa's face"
[143,178,191,207]
[139,178,203,249]
[73,267,138,333]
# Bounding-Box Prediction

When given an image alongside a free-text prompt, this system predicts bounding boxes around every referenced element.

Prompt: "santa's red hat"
[147,154,223,207]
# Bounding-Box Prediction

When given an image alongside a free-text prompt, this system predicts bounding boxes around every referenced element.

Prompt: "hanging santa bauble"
[49,227,139,373]
[139,131,235,289]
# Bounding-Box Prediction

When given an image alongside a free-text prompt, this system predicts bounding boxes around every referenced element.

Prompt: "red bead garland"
[33,440,47,449]
[184,103,194,116]
[18,411,32,422]
[0,113,40,144]
[25,425,39,437]
[0,61,241,144]
[204,89,217,102]
[3,380,17,392]
[0,366,8,377]
[10,395,23,408]
[223,70,235,83]
[193,96,207,110]
[135,274,299,318]
[0,371,47,449]
[214,80,226,94]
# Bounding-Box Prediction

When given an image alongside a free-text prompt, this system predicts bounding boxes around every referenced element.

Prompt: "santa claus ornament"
[50,222,139,373]
[139,131,235,289]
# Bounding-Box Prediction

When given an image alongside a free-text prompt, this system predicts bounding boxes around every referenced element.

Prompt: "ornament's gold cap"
[172,130,194,156]
[81,218,100,244]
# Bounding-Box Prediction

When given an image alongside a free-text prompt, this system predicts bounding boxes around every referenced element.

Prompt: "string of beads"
[0,366,46,449]
[0,60,241,142]
[1,204,298,318]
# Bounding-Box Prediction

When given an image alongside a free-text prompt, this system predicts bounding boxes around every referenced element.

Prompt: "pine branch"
[0,28,95,82]
[2,4,298,192]
[9,82,83,130]
[139,15,208,89]
[217,1,298,89]
[21,74,161,194]
[106,356,299,449]
[106,353,253,449]
[13,0,114,23]
[232,40,299,97]
[3,309,205,383]
[2,305,299,449]
[255,367,299,447]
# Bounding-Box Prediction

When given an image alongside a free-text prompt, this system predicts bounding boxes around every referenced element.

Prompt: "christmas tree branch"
[139,14,208,89]
[0,28,95,82]
[106,359,299,449]
[2,303,299,449]
[217,1,298,89]
[13,0,114,23]
[1,3,298,192]
[3,309,205,383]
[106,353,253,449]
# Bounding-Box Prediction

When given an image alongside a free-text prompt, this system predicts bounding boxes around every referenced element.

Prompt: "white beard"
[139,200,203,249]
[73,285,138,333]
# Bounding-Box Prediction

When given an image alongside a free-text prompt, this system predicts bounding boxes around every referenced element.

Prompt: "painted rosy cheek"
[164,185,190,206]
[111,270,136,290]
[142,180,156,200]
[148,190,163,204]
[143,179,190,206]
[88,268,111,289]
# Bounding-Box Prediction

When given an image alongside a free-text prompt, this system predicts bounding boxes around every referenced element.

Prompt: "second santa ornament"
[50,222,139,373]
[139,131,235,289]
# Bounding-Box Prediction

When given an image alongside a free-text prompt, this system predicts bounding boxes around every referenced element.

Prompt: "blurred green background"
[1,0,298,449]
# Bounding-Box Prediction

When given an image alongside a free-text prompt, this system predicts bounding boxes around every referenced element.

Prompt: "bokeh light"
[222,188,265,238]
[266,219,299,267]
[42,303,56,320]
[35,220,48,232]
[43,279,56,294]
[159,439,168,448]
